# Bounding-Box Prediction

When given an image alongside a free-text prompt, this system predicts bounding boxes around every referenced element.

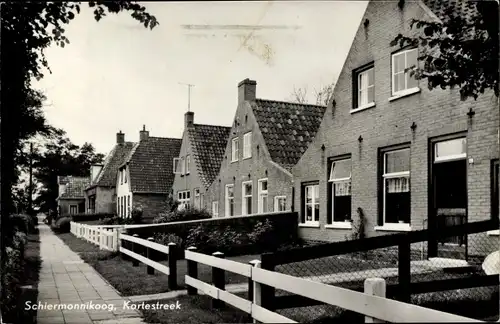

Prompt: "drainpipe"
[421,219,428,260]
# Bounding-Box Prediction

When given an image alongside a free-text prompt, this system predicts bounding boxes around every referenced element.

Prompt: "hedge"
[70,212,115,222]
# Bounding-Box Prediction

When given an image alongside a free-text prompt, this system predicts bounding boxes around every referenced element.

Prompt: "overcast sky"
[34,1,368,155]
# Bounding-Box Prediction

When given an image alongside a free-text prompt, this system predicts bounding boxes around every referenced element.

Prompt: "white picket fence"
[70,222,121,251]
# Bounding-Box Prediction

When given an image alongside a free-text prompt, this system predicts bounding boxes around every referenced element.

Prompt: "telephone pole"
[29,142,33,216]
[179,82,195,112]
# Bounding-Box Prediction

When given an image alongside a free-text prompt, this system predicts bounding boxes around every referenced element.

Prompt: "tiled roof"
[251,99,326,171]
[59,176,90,199]
[127,137,182,193]
[187,124,231,189]
[421,0,478,22]
[91,142,136,188]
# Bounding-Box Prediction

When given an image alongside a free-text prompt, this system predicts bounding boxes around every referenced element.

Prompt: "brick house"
[57,176,90,216]
[84,131,136,214]
[292,0,499,258]
[172,111,230,212]
[205,79,326,217]
[116,126,182,221]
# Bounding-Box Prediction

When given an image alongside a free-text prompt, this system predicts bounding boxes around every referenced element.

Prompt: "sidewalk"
[37,221,145,324]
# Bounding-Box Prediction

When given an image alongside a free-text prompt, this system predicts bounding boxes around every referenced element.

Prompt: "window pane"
[359,88,367,106]
[386,177,410,193]
[261,180,268,191]
[314,185,319,200]
[397,73,405,92]
[330,159,351,180]
[406,49,417,68]
[187,191,191,199]
[334,195,351,222]
[435,138,467,159]
[335,181,352,196]
[385,189,410,224]
[246,197,252,214]
[314,203,319,221]
[262,196,268,213]
[367,68,374,86]
[244,183,252,196]
[306,205,312,221]
[367,86,374,104]
[394,53,405,73]
[407,72,417,89]
[385,149,410,174]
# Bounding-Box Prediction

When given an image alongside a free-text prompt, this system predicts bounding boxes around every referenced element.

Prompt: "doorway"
[429,137,468,259]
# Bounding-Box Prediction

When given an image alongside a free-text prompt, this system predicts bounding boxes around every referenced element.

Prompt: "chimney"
[139,125,149,141]
[238,78,257,104]
[116,131,125,144]
[184,111,194,128]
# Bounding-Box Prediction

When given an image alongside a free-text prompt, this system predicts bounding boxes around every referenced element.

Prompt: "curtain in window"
[386,177,409,193]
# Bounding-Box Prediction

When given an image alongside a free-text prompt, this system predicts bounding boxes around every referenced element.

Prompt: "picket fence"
[68,222,488,323]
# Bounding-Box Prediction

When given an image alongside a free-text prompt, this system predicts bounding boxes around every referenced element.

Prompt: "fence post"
[186,246,198,295]
[248,259,261,323]
[364,278,386,323]
[168,243,178,290]
[398,236,411,303]
[132,234,139,267]
[99,226,105,250]
[146,237,155,275]
[212,251,225,309]
[252,260,262,324]
[260,253,275,311]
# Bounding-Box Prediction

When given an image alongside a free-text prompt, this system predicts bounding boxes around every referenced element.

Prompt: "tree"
[0,1,158,311]
[32,132,105,214]
[289,83,335,106]
[390,1,499,101]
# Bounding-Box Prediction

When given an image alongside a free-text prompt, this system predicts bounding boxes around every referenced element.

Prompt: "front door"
[430,137,468,259]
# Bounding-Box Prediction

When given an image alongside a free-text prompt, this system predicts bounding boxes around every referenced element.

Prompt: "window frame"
[173,158,181,174]
[69,204,78,215]
[433,137,467,163]
[301,182,320,226]
[231,138,239,162]
[377,146,411,231]
[391,48,418,97]
[274,195,287,212]
[178,190,191,210]
[327,157,353,226]
[242,180,253,215]
[243,132,252,159]
[225,184,235,217]
[257,178,269,214]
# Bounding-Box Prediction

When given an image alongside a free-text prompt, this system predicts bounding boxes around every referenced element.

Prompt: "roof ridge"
[147,136,182,140]
[192,123,231,129]
[255,98,327,109]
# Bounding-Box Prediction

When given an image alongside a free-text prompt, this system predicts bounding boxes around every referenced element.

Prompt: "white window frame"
[357,67,374,108]
[178,190,190,211]
[69,204,78,215]
[434,138,467,163]
[173,158,181,174]
[303,184,320,225]
[381,148,411,229]
[225,184,235,217]
[274,196,287,212]
[180,157,185,175]
[257,178,268,214]
[243,132,252,159]
[391,48,418,96]
[212,201,219,217]
[231,138,239,162]
[242,180,253,215]
[186,155,191,175]
[328,158,352,225]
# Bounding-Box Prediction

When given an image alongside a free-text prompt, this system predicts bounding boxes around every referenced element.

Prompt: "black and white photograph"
[1,1,499,323]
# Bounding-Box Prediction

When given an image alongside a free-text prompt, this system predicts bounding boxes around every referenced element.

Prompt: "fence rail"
[70,222,120,251]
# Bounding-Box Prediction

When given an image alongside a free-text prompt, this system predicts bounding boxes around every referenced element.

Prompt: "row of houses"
[57,0,498,257]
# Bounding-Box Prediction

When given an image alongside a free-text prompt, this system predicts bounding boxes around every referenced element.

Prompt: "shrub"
[131,206,144,224]
[154,233,184,249]
[71,212,114,222]
[153,207,212,223]
[53,216,72,233]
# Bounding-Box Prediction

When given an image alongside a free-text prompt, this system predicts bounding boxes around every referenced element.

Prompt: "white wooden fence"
[70,222,120,251]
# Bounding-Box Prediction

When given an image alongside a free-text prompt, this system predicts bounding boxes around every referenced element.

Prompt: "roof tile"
[60,176,90,199]
[92,142,136,188]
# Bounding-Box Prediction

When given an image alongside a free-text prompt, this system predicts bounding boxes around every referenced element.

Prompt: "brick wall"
[58,199,85,216]
[96,187,115,214]
[292,1,499,256]
[133,193,169,222]
[205,101,294,217]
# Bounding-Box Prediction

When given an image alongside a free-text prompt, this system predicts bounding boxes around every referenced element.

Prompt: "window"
[69,205,78,215]
[121,197,124,217]
[194,188,200,209]
[124,168,127,183]
[242,181,253,215]
[274,196,287,212]
[392,48,418,96]
[356,66,374,108]
[434,137,467,163]
[328,158,352,223]
[243,132,252,159]
[212,201,219,217]
[120,170,123,184]
[127,195,130,217]
[178,190,190,211]
[173,158,181,174]
[382,148,411,226]
[186,155,191,175]
[225,184,234,216]
[231,138,239,162]
[302,183,320,224]
[180,157,185,175]
[258,179,268,213]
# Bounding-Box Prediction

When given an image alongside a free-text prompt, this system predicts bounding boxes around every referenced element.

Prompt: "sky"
[34,1,368,156]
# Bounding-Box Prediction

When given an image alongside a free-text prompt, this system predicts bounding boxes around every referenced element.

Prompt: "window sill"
[374,223,411,232]
[243,156,252,160]
[389,87,421,102]
[487,230,499,236]
[350,102,376,114]
[325,222,353,230]
[231,160,238,163]
[299,223,320,228]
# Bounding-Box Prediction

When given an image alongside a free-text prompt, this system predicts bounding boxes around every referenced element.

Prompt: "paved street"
[37,219,145,324]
